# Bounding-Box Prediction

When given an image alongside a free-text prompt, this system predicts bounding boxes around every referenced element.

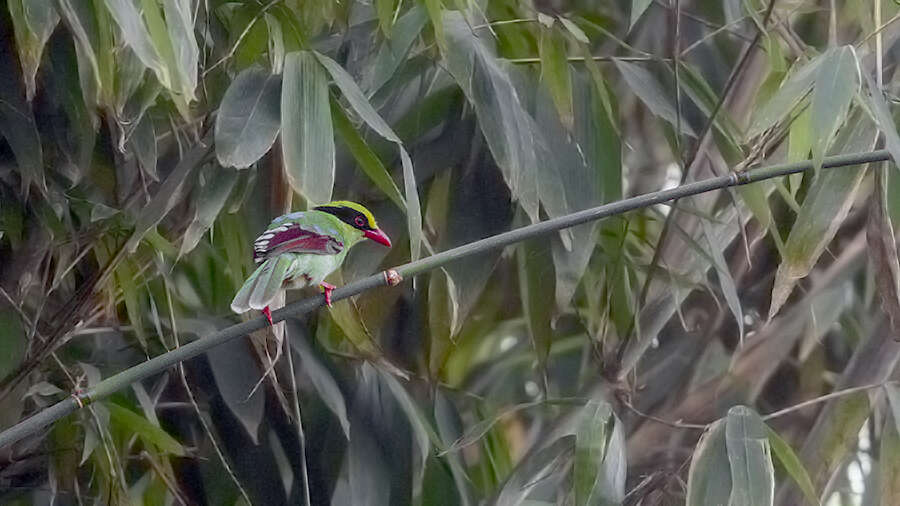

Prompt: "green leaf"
[765,426,818,506]
[8,0,59,101]
[686,419,732,506]
[215,65,282,169]
[314,51,423,260]
[434,391,476,506]
[286,319,350,439]
[702,219,744,342]
[331,100,405,208]
[518,237,555,381]
[442,11,541,222]
[424,0,446,51]
[539,24,573,129]
[162,0,199,100]
[494,436,574,506]
[180,166,238,256]
[0,45,44,195]
[107,403,186,456]
[130,113,158,181]
[363,6,428,95]
[866,167,900,329]
[115,258,146,350]
[139,0,182,104]
[725,406,774,506]
[629,0,654,30]
[125,136,211,253]
[863,69,900,173]
[281,51,334,205]
[614,60,697,137]
[809,46,858,171]
[748,54,823,138]
[574,401,621,506]
[205,321,265,444]
[375,0,396,37]
[103,0,168,88]
[881,408,900,506]
[56,0,102,106]
[769,112,876,318]
[885,383,900,438]
[0,309,26,381]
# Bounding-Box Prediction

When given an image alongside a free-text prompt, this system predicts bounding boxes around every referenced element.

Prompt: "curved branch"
[0,148,890,449]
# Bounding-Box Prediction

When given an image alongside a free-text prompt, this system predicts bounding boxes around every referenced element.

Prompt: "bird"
[230,201,392,324]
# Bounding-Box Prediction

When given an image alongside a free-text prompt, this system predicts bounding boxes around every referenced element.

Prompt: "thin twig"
[622,399,708,430]
[508,55,670,64]
[762,382,892,420]
[0,148,892,449]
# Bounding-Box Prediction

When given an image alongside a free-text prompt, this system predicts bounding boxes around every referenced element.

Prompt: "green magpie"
[231,201,392,324]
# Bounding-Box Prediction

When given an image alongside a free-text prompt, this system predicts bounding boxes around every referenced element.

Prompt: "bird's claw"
[320,282,336,307]
[262,306,273,326]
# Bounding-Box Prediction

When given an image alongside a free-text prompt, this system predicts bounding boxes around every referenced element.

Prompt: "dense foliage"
[2,0,900,504]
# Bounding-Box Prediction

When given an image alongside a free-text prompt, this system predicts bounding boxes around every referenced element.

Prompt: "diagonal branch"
[0,148,891,449]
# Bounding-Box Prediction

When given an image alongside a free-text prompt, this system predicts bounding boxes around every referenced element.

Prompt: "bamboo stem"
[0,148,890,449]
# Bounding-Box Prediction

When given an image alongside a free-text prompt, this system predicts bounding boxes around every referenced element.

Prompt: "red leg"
[262,306,273,326]
[320,282,336,307]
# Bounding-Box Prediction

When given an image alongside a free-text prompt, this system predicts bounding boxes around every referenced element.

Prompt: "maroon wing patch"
[253,224,343,263]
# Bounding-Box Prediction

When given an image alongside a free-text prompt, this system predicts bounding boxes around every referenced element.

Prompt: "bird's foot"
[262,306,273,326]
[320,282,336,307]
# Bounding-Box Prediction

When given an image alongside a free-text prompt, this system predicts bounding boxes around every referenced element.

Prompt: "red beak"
[364,228,392,247]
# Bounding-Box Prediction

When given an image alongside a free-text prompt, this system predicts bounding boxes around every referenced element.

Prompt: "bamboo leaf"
[130,113,158,181]
[614,60,696,136]
[331,100,405,208]
[443,11,541,222]
[765,426,818,506]
[125,138,211,253]
[363,6,428,95]
[107,403,186,456]
[205,322,265,444]
[539,24,574,129]
[863,69,900,173]
[115,259,146,350]
[0,46,45,195]
[375,0,396,37]
[494,436,574,506]
[769,112,876,318]
[424,0,446,51]
[518,237,555,378]
[686,419,732,506]
[314,51,423,260]
[574,401,620,506]
[215,65,282,169]
[867,167,900,329]
[881,409,900,506]
[629,0,654,29]
[748,54,823,138]
[725,406,774,506]
[0,310,26,382]
[281,51,334,205]
[180,166,238,256]
[810,46,858,171]
[8,0,59,101]
[162,0,198,100]
[702,219,744,341]
[103,0,168,87]
[286,319,350,439]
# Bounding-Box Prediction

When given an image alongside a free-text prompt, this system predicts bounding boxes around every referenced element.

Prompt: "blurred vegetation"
[2,0,900,504]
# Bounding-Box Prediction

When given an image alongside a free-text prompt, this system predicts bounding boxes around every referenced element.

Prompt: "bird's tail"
[230,256,294,314]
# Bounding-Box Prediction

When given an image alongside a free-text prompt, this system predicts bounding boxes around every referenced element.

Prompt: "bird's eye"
[354,216,366,227]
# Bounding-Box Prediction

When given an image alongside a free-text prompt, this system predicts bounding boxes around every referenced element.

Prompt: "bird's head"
[314,201,392,247]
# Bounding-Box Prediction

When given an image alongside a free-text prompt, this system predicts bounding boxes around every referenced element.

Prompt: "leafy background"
[1,0,900,505]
